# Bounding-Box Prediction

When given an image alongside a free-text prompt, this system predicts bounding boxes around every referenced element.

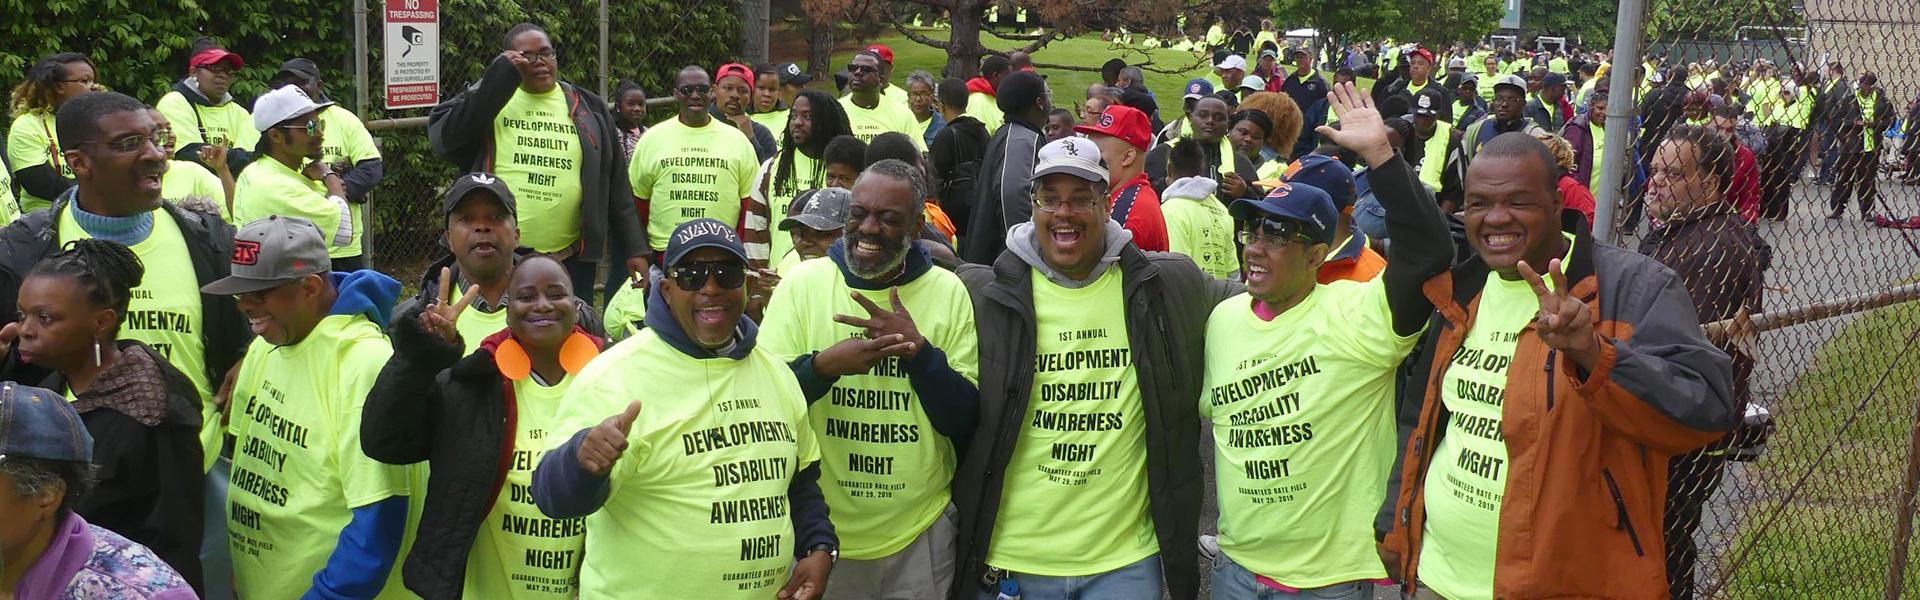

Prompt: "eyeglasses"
[62,78,95,86]
[1236,218,1316,248]
[847,64,879,75]
[234,280,301,304]
[677,84,712,96]
[1033,195,1103,214]
[524,49,558,62]
[670,261,747,291]
[82,131,174,154]
[276,119,324,135]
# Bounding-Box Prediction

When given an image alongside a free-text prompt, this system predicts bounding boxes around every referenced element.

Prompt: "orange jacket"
[1379,230,1737,599]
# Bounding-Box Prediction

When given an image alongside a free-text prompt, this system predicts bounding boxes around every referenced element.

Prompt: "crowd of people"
[1,13,1870,600]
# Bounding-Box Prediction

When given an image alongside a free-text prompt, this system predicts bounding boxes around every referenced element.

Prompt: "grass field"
[1723,295,1920,596]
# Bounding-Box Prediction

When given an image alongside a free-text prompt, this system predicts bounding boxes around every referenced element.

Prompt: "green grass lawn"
[1722,295,1920,596]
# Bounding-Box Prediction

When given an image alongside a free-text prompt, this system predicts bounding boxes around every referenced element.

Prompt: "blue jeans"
[975,554,1162,600]
[1352,194,1388,243]
[200,457,235,600]
[1210,552,1373,600]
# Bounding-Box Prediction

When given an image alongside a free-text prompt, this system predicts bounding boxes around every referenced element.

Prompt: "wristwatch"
[806,544,838,564]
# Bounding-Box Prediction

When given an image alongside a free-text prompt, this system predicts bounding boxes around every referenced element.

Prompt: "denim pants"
[1210,551,1373,600]
[975,554,1162,600]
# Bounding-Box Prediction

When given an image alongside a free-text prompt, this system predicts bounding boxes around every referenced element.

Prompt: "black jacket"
[961,119,1044,264]
[0,198,250,389]
[40,341,205,593]
[930,115,990,232]
[362,299,602,600]
[1829,88,1896,154]
[1637,80,1691,154]
[429,56,647,262]
[949,246,1239,600]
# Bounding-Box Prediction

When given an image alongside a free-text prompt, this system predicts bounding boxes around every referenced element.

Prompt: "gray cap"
[779,187,851,232]
[0,382,92,464]
[201,215,331,295]
[1030,137,1109,185]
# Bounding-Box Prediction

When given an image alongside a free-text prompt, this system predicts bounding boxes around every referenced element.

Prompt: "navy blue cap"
[1182,78,1216,100]
[1231,182,1339,245]
[664,218,748,266]
[0,382,92,464]
[1283,154,1358,210]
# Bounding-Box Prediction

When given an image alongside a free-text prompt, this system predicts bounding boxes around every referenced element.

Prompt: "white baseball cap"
[252,86,333,133]
[1215,54,1249,72]
[1029,137,1108,185]
[1240,75,1266,91]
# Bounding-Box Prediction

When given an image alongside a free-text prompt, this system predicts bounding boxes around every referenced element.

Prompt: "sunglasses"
[1236,218,1317,248]
[848,64,879,75]
[678,84,712,96]
[670,261,747,291]
[276,119,324,135]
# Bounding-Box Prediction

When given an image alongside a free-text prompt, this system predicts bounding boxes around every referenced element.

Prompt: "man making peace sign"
[1376,132,1737,600]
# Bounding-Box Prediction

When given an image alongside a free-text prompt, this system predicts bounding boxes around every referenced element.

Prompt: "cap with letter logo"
[664,218,748,267]
[1073,104,1152,151]
[201,216,332,295]
[1030,137,1109,185]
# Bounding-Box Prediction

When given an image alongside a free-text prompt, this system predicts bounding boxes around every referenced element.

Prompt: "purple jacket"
[14,512,195,600]
[1562,112,1599,188]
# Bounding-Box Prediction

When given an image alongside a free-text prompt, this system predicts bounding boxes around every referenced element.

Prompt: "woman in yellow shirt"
[8,52,97,215]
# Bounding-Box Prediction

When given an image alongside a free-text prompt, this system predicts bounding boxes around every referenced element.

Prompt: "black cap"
[1543,72,1567,88]
[274,58,322,85]
[664,218,748,266]
[777,62,814,87]
[441,172,517,218]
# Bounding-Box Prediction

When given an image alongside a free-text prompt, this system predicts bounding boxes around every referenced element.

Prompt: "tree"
[1647,0,1800,42]
[1403,0,1503,47]
[1525,0,1616,47]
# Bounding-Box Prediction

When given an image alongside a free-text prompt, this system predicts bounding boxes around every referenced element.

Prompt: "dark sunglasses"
[847,64,879,74]
[276,119,324,135]
[678,84,712,96]
[670,261,747,291]
[1236,218,1317,248]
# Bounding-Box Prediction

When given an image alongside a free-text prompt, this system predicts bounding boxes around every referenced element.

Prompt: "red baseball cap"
[866,44,894,64]
[1407,48,1435,65]
[715,62,755,87]
[190,48,244,70]
[1074,104,1152,151]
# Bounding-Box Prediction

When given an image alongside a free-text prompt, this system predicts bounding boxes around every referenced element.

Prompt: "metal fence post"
[354,0,370,116]
[1887,377,1920,600]
[599,0,610,99]
[1590,0,1647,245]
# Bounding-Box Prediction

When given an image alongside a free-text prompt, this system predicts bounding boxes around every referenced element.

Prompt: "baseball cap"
[1260,48,1279,60]
[1458,73,1480,87]
[1407,48,1435,65]
[865,44,895,65]
[273,58,322,85]
[1412,88,1445,116]
[664,218,748,267]
[1215,54,1249,72]
[201,216,332,295]
[1230,182,1339,245]
[189,47,244,70]
[715,62,755,87]
[1493,74,1528,94]
[777,62,814,86]
[1543,72,1567,88]
[1240,75,1266,92]
[1282,154,1357,210]
[1447,56,1467,70]
[1291,47,1312,58]
[1030,137,1109,185]
[779,187,852,232]
[1183,78,1216,100]
[251,85,333,133]
[0,382,92,464]
[441,172,517,218]
[1074,104,1153,151]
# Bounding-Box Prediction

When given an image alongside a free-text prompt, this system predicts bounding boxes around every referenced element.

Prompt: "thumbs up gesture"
[577,400,642,476]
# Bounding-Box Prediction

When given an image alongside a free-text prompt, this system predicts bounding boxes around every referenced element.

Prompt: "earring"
[94,340,102,367]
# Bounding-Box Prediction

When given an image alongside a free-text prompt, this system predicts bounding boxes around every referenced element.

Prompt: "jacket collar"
[1327,227,1368,264]
[641,277,757,360]
[827,238,934,290]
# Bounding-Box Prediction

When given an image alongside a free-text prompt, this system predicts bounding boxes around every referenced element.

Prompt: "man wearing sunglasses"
[949,137,1241,600]
[535,218,835,600]
[430,22,648,304]
[0,93,252,539]
[202,215,413,600]
[1201,83,1451,600]
[233,85,363,272]
[271,58,386,264]
[841,52,926,150]
[631,65,767,276]
[759,160,979,599]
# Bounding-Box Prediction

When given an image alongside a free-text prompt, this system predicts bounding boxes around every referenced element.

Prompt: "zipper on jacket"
[1544,349,1556,411]
[1601,468,1645,556]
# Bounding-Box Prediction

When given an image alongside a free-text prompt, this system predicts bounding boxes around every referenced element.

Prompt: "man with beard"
[759,160,980,599]
[842,52,925,149]
[1146,96,1262,203]
[233,85,362,271]
[631,66,765,269]
[430,23,647,303]
[949,138,1241,600]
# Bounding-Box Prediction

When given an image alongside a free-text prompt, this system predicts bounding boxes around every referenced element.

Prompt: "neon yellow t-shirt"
[754,153,824,265]
[1859,92,1881,151]
[492,87,585,254]
[59,207,216,469]
[456,304,510,355]
[318,105,381,257]
[7,111,70,214]
[966,92,1003,136]
[751,109,790,143]
[881,84,914,113]
[233,157,359,258]
[1204,280,1421,588]
[773,250,808,275]
[758,257,979,559]
[546,328,818,598]
[629,117,759,252]
[600,281,647,343]
[227,314,413,600]
[162,159,226,215]
[0,165,16,225]
[1591,123,1606,182]
[463,376,585,599]
[1160,193,1238,279]
[155,90,259,156]
[987,268,1157,575]
[840,95,926,150]
[1419,234,1573,600]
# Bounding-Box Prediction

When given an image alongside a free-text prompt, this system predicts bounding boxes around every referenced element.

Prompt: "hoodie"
[307,269,407,600]
[1005,220,1133,289]
[154,78,258,174]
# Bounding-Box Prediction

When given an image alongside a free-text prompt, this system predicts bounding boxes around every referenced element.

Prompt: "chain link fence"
[1598,0,1920,597]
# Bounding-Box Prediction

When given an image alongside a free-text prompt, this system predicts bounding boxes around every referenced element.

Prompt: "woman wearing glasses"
[7,52,96,218]
[231,85,365,271]
[153,39,258,175]
[2,239,208,591]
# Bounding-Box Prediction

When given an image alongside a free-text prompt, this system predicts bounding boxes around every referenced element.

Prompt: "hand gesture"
[812,334,915,378]
[1518,259,1601,370]
[302,159,332,182]
[198,144,230,175]
[624,258,653,290]
[833,290,926,360]
[749,268,780,303]
[501,50,531,69]
[0,321,18,359]
[577,400,641,476]
[777,551,832,600]
[1220,172,1249,198]
[1315,81,1395,168]
[420,267,482,345]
